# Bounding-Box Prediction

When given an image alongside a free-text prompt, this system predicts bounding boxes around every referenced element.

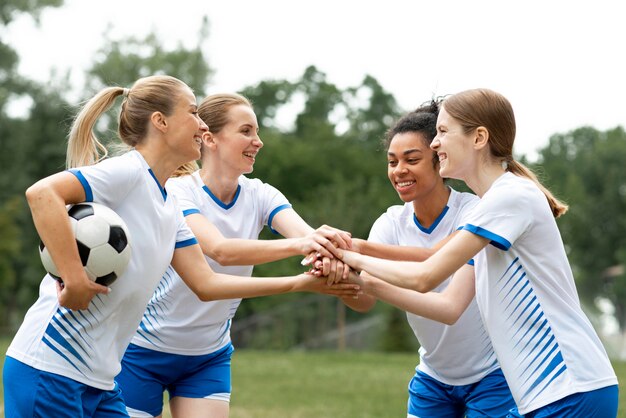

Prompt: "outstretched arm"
[171,243,360,301]
[340,230,488,292]
[187,208,352,266]
[353,264,476,325]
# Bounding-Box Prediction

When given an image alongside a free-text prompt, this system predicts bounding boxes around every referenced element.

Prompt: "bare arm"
[340,230,489,292]
[187,208,352,266]
[352,238,435,261]
[171,244,360,301]
[340,271,377,313]
[26,171,109,310]
[354,264,476,325]
[351,232,457,262]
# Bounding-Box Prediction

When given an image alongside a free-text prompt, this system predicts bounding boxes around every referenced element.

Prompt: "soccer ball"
[39,202,132,286]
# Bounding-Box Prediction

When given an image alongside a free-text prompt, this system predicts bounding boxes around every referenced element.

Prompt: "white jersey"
[130,171,291,355]
[7,150,196,390]
[369,188,499,385]
[462,172,617,414]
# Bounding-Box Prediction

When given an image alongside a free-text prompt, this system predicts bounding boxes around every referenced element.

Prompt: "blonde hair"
[443,88,568,218]
[66,75,189,168]
[174,93,252,177]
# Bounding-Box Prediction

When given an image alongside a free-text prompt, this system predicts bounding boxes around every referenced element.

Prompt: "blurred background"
[1,1,625,416]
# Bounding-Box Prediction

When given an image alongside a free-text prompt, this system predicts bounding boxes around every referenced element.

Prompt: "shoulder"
[448,188,479,210]
[240,176,285,198]
[375,203,412,226]
[240,176,275,190]
[72,151,143,187]
[485,173,542,204]
[383,203,412,219]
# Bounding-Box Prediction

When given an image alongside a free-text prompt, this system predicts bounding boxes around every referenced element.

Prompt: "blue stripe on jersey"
[51,315,89,357]
[175,237,198,248]
[59,311,94,351]
[183,208,201,216]
[77,309,94,328]
[496,257,566,403]
[203,184,241,209]
[463,223,511,250]
[44,323,92,372]
[148,169,167,201]
[137,268,178,346]
[137,319,166,345]
[413,206,449,234]
[68,169,93,202]
[42,336,85,375]
[217,320,232,342]
[267,203,292,234]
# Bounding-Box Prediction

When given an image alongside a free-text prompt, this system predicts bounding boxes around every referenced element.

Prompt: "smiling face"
[211,104,263,175]
[166,86,208,163]
[387,131,443,203]
[431,106,476,182]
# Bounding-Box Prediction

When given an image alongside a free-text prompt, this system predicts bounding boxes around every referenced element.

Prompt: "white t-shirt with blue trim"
[7,150,197,390]
[130,171,291,355]
[369,188,499,385]
[462,172,617,414]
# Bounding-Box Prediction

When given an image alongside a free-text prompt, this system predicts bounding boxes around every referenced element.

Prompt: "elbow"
[347,300,376,313]
[196,293,215,302]
[412,280,436,293]
[25,182,45,206]
[208,247,236,266]
[440,306,465,326]
[191,283,217,302]
[411,272,442,293]
[441,315,459,326]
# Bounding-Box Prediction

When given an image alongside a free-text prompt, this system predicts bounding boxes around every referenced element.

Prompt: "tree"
[1,0,68,328]
[86,17,212,96]
[533,126,626,330]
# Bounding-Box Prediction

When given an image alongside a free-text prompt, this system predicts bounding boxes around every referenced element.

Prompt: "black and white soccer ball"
[39,202,132,286]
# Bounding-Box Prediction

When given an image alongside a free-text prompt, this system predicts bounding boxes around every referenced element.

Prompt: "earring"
[501,160,508,170]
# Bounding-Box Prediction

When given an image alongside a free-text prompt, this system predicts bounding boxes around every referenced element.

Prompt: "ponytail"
[66,87,124,168]
[172,161,200,178]
[507,160,568,218]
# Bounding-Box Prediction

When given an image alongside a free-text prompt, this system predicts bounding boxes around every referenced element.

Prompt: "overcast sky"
[5,0,625,159]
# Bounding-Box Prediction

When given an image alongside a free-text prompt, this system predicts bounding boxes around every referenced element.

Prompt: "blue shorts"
[116,343,234,417]
[509,384,619,418]
[3,356,128,418]
[408,368,516,418]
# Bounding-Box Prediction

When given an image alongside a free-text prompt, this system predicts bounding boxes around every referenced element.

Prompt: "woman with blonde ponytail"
[4,78,358,418]
[334,88,618,417]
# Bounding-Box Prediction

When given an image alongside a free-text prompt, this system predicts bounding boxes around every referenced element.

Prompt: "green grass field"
[1,340,625,417]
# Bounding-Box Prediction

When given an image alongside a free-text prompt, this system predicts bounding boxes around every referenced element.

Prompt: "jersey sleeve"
[167,176,201,217]
[258,182,291,234]
[173,203,198,249]
[68,156,138,208]
[367,212,398,245]
[461,187,532,251]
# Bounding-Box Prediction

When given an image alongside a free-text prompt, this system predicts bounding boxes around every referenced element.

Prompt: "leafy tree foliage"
[0,0,62,25]
[85,17,212,96]
[532,126,626,329]
[1,0,68,328]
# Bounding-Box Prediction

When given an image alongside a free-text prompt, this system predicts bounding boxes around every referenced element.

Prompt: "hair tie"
[122,88,130,97]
